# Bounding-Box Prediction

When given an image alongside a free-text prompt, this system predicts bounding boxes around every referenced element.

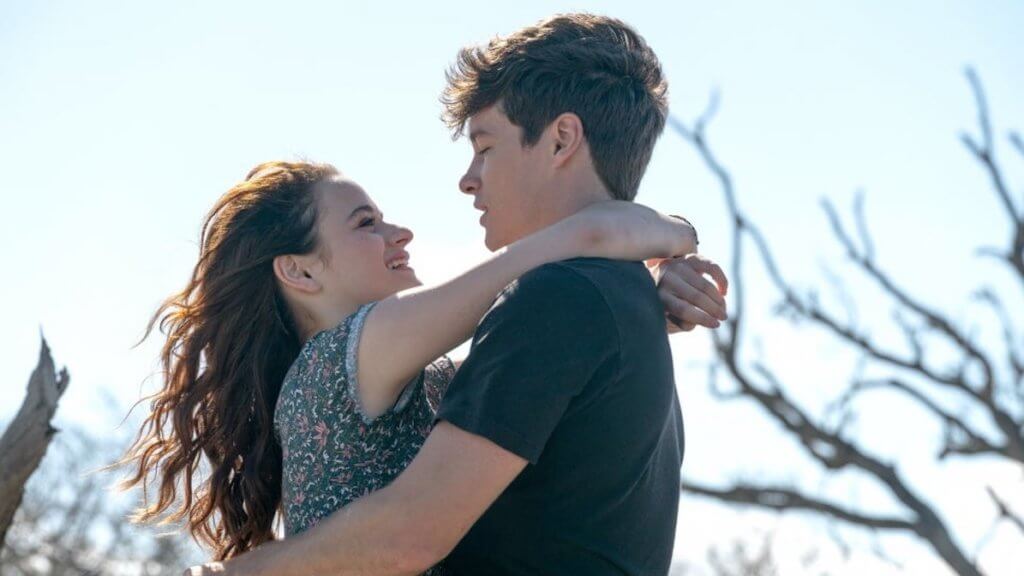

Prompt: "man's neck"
[511,177,613,245]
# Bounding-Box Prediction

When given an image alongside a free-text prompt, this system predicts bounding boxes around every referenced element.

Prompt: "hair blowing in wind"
[117,161,336,559]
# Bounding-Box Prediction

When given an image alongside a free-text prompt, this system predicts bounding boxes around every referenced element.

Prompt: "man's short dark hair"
[442,13,668,201]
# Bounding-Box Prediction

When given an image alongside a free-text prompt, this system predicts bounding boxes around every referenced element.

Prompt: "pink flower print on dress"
[313,421,330,450]
[331,470,354,485]
[296,414,310,435]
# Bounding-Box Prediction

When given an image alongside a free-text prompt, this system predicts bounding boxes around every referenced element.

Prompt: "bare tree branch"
[822,197,1000,395]
[682,481,916,531]
[987,486,1024,537]
[960,67,1019,222]
[852,190,876,263]
[840,378,1004,460]
[960,67,1024,291]
[973,288,1024,403]
[1010,131,1024,162]
[669,69,1024,576]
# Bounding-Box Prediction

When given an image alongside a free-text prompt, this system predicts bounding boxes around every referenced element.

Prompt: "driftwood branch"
[0,336,70,546]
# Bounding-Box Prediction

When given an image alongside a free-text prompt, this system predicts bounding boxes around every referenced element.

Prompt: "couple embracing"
[123,13,728,576]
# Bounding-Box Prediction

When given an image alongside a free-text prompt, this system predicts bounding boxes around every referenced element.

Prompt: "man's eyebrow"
[469,129,491,145]
[348,205,376,220]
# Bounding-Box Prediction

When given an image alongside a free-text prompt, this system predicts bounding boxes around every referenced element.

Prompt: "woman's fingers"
[678,257,727,307]
[660,289,720,329]
[666,316,697,333]
[669,258,724,306]
[690,257,729,297]
[660,265,727,321]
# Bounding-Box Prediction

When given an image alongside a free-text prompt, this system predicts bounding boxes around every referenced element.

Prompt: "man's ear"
[550,112,585,168]
[273,254,321,294]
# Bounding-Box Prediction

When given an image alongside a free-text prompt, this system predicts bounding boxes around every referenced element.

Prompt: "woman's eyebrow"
[347,205,375,220]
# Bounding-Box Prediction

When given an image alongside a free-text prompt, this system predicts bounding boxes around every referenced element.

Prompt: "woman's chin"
[395,271,422,290]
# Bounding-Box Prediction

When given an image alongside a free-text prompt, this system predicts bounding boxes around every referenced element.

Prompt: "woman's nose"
[389,224,413,246]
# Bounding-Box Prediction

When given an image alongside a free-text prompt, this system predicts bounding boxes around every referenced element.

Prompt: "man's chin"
[483,229,507,252]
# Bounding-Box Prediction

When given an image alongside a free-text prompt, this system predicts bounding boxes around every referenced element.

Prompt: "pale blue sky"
[2,1,1022,573]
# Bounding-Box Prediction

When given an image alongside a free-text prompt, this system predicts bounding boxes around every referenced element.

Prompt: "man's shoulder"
[519,258,655,306]
[515,257,647,291]
[485,258,654,335]
[501,258,633,309]
[478,259,630,337]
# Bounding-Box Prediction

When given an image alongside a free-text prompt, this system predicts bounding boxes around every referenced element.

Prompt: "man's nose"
[459,170,480,195]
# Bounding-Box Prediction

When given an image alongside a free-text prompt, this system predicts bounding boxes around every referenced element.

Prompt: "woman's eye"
[477,147,491,156]
[359,217,375,228]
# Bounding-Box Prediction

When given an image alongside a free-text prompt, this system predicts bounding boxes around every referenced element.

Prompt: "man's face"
[459,105,547,251]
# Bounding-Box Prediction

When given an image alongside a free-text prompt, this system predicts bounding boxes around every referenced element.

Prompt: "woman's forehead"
[317,178,377,214]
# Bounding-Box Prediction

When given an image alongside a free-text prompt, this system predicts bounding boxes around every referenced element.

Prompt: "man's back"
[437,257,684,575]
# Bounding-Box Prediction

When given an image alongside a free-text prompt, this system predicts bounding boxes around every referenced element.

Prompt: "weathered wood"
[0,336,70,546]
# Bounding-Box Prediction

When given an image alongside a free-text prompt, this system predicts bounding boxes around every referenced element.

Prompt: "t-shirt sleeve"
[435,262,619,463]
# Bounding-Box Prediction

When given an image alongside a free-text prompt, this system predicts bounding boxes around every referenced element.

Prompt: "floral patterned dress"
[274,302,454,570]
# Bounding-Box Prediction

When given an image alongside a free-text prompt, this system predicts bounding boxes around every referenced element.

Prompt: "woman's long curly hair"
[119,160,338,559]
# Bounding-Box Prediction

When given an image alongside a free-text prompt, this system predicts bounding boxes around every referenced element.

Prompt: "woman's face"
[313,177,421,305]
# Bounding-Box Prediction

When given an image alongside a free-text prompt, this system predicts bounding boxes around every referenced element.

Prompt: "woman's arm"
[355,201,696,418]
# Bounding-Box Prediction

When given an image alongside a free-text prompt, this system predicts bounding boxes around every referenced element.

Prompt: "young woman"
[119,160,718,563]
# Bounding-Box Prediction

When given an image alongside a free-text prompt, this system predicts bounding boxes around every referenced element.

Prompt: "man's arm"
[188,421,526,576]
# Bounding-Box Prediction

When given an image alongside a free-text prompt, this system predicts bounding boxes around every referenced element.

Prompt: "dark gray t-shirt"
[436,258,684,576]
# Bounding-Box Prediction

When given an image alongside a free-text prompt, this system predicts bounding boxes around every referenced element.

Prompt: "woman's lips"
[385,252,411,271]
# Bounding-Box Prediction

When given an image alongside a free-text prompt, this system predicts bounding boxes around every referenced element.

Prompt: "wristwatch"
[669,214,698,246]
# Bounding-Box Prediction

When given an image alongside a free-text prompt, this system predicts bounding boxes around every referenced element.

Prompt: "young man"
[186,13,727,576]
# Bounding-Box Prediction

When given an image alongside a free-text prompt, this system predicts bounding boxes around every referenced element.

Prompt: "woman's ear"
[273,254,321,294]
[551,112,585,168]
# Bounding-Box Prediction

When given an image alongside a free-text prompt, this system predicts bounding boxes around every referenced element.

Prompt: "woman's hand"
[649,254,729,332]
[565,201,698,262]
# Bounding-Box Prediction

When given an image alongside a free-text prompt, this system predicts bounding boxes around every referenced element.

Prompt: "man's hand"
[649,254,729,333]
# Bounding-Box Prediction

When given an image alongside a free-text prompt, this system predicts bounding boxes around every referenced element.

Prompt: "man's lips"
[474,203,488,226]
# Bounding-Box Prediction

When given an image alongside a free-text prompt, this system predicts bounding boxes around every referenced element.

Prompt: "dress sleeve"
[434,263,619,463]
[421,355,457,413]
[320,302,379,424]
